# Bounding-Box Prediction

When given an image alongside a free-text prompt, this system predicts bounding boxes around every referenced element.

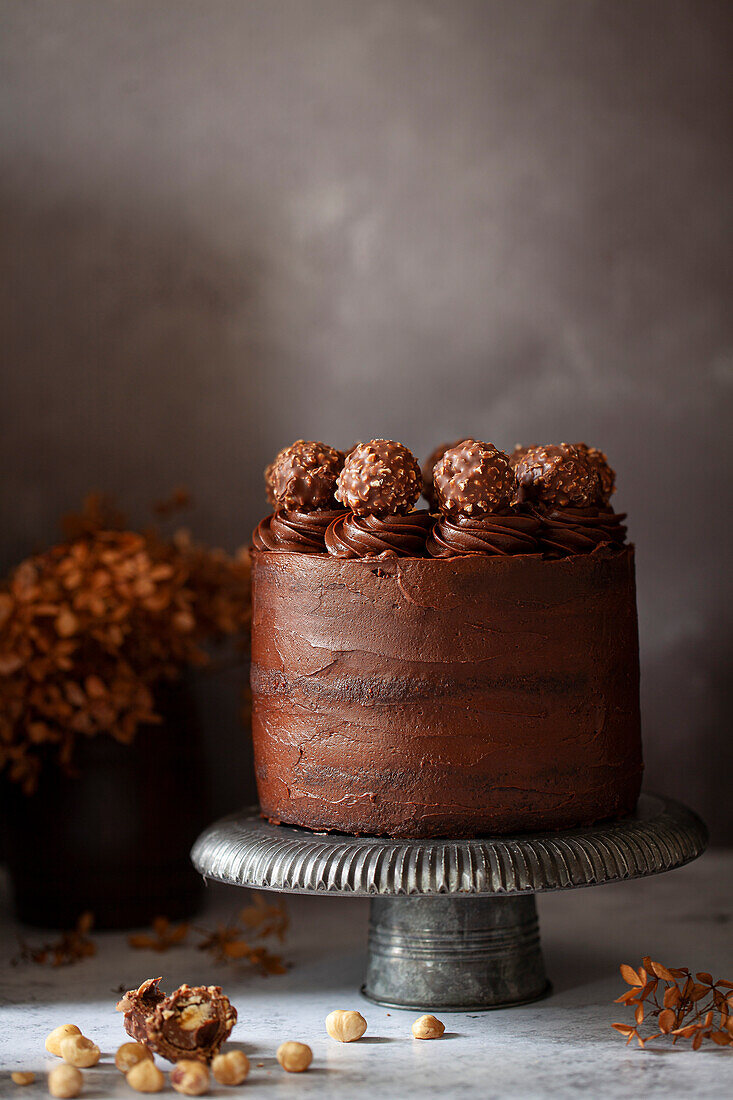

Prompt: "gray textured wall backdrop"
[2,1,732,837]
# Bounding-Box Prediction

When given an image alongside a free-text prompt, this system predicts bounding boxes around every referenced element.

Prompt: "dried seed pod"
[126,1061,165,1094]
[411,1014,445,1039]
[59,1037,100,1069]
[276,1042,312,1073]
[45,1026,82,1057]
[336,440,422,516]
[325,1010,367,1043]
[211,1051,250,1086]
[47,1066,83,1099]
[434,440,515,517]
[115,1043,153,1074]
[170,1061,209,1096]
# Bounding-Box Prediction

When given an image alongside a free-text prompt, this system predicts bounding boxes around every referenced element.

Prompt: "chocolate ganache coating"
[427,509,541,557]
[253,509,346,553]
[250,549,643,838]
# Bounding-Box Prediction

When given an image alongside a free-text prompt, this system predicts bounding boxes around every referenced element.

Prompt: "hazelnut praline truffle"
[336,439,422,516]
[268,440,344,512]
[263,460,276,506]
[433,440,515,517]
[514,443,602,508]
[422,439,468,509]
[572,442,616,503]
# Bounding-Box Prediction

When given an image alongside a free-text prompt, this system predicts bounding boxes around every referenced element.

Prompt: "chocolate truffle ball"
[433,440,516,517]
[509,444,536,469]
[514,443,602,508]
[571,442,616,503]
[422,440,469,509]
[336,439,422,516]
[269,440,344,512]
[263,460,277,506]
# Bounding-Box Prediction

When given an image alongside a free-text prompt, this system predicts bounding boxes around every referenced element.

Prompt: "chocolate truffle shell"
[422,439,468,508]
[572,442,616,503]
[434,440,515,517]
[514,443,602,508]
[269,440,344,511]
[336,439,422,516]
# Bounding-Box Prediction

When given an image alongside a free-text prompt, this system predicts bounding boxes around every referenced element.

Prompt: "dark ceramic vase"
[2,679,208,929]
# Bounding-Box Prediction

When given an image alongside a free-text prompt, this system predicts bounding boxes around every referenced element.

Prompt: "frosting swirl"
[539,507,627,556]
[253,509,346,553]
[325,511,432,558]
[427,510,542,558]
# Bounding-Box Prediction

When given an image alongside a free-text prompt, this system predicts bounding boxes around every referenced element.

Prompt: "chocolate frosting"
[539,507,627,556]
[253,509,346,553]
[325,510,432,558]
[427,510,541,557]
[250,549,643,838]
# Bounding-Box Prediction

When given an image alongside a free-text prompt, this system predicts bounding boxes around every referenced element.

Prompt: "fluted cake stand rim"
[190,792,707,898]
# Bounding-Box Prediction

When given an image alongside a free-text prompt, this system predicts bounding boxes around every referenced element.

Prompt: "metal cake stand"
[191,793,706,1011]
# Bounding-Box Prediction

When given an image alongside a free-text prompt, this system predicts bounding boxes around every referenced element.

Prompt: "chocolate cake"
[250,438,643,838]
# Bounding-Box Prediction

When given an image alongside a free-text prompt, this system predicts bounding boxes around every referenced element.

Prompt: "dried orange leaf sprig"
[613,957,733,1049]
[0,495,251,792]
[128,894,289,976]
[128,916,190,953]
[14,912,96,968]
[197,894,289,975]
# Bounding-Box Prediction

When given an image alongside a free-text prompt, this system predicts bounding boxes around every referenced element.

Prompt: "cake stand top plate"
[191,793,707,898]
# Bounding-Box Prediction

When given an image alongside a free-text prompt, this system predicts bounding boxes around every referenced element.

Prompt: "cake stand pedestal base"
[191,794,706,1011]
[364,894,548,1010]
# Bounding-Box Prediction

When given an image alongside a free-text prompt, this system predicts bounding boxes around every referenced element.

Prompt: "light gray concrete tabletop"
[1,852,732,1099]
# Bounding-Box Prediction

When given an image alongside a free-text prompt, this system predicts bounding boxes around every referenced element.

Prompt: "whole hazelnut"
[276,1042,312,1073]
[325,1009,368,1043]
[115,1043,153,1074]
[411,1014,445,1040]
[170,1061,209,1097]
[59,1036,100,1069]
[11,1073,35,1086]
[45,1026,82,1057]
[47,1065,83,1098]
[126,1061,165,1094]
[211,1051,250,1086]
